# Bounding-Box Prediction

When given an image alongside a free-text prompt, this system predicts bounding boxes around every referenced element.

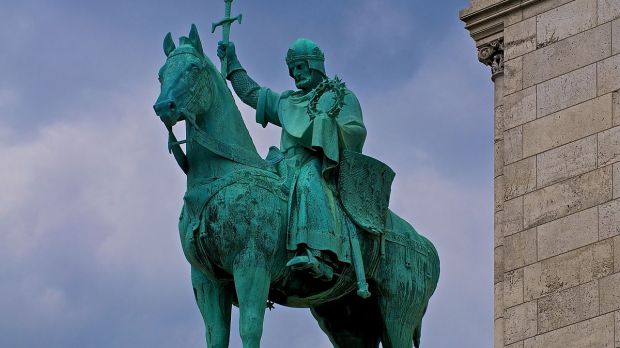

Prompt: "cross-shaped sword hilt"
[212,0,242,78]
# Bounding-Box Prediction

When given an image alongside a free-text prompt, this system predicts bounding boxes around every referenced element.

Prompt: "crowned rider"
[218,38,366,281]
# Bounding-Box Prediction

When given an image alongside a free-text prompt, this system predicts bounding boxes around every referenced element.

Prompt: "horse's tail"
[416,235,439,347]
[405,220,440,348]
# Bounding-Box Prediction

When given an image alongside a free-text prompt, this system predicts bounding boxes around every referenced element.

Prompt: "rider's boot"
[286,248,334,281]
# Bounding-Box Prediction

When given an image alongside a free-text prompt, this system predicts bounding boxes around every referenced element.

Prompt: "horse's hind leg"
[191,267,233,348]
[378,300,416,348]
[310,291,381,348]
[233,264,271,348]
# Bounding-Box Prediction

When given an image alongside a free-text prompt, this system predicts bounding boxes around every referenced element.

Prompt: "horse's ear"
[164,32,176,57]
[189,24,205,57]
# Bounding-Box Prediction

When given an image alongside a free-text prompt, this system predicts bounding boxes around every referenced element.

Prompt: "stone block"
[495,140,503,178]
[505,9,524,27]
[598,54,620,95]
[537,206,599,260]
[523,166,613,228]
[504,86,536,130]
[537,64,597,118]
[495,318,504,348]
[495,105,504,141]
[522,0,574,18]
[616,312,620,348]
[598,126,620,166]
[599,199,620,239]
[536,135,597,187]
[505,17,537,59]
[504,57,523,95]
[613,90,620,126]
[495,210,504,248]
[505,301,537,344]
[614,163,620,199]
[495,246,504,284]
[503,196,524,236]
[506,342,524,348]
[613,19,620,55]
[505,228,537,271]
[523,313,614,348]
[598,0,620,24]
[523,23,611,88]
[505,268,524,308]
[523,93,612,157]
[599,273,620,313]
[614,235,620,271]
[537,0,597,45]
[504,157,537,200]
[504,126,523,164]
[537,281,599,333]
[495,281,503,320]
[524,239,612,300]
[495,175,504,212]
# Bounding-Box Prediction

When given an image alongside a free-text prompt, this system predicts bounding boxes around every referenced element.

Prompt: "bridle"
[163,50,271,172]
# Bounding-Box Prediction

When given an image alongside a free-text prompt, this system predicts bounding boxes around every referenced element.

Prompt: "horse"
[153,25,439,348]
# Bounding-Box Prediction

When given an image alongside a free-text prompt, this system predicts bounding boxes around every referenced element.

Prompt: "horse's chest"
[180,184,281,272]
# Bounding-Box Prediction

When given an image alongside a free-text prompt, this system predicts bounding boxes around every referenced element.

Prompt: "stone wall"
[461,1,620,347]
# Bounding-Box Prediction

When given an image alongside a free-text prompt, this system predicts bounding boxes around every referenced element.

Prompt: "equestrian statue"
[152,7,440,346]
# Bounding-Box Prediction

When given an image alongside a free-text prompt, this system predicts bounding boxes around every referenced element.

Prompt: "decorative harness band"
[166,48,272,172]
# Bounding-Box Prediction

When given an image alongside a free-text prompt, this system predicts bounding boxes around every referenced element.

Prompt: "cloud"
[0,88,333,347]
[342,0,415,56]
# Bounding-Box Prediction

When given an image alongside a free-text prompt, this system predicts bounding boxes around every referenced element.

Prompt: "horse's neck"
[187,80,261,181]
[207,83,259,155]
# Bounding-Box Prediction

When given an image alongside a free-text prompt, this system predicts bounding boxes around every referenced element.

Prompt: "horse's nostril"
[169,101,176,111]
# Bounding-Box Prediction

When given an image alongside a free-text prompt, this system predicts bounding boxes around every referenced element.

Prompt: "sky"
[0,0,494,347]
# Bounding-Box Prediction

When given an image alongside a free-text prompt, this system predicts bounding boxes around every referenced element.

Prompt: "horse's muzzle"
[153,99,179,127]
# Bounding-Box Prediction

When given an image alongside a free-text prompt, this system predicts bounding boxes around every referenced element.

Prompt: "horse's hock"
[461,0,620,347]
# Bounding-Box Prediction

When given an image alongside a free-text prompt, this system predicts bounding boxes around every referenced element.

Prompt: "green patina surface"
[153,4,440,347]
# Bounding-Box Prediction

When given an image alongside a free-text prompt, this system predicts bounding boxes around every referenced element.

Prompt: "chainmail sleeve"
[229,70,261,109]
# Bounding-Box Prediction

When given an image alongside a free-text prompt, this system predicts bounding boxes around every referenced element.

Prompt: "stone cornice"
[460,0,541,42]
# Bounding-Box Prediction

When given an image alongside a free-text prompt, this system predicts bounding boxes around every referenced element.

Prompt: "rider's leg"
[286,159,339,279]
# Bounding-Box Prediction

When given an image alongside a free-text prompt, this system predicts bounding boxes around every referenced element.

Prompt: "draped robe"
[256,84,366,263]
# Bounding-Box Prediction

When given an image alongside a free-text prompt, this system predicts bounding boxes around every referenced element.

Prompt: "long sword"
[212,0,242,79]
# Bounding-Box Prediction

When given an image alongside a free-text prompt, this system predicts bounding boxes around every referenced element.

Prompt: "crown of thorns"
[308,77,346,120]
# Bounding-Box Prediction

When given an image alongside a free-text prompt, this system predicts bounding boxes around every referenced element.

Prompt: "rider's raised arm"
[218,41,261,109]
[228,70,260,109]
[218,41,283,128]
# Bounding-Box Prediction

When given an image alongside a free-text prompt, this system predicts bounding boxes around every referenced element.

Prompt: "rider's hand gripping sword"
[212,0,242,79]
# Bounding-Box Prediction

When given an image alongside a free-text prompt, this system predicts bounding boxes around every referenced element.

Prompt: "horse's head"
[153,24,214,128]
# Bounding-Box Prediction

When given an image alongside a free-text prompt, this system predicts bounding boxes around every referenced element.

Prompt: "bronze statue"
[153,20,439,348]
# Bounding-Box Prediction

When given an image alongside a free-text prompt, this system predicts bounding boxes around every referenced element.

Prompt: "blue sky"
[0,0,493,347]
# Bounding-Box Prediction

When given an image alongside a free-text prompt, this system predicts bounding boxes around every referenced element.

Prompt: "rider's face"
[291,61,314,90]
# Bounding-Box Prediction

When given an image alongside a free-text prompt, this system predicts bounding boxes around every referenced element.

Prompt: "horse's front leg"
[233,259,271,348]
[191,267,233,348]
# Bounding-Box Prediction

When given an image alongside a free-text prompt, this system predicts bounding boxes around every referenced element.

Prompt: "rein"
[164,48,272,172]
[181,112,271,171]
